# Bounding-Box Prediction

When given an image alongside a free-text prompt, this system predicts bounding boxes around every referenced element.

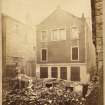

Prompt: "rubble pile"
[2,75,99,105]
[3,87,86,105]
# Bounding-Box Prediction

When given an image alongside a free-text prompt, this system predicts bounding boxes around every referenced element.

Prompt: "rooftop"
[38,7,84,26]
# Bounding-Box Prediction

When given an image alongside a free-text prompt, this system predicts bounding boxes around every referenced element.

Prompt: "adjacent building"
[2,15,36,78]
[36,7,96,83]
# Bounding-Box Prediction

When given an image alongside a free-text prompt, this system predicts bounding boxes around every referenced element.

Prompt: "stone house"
[36,7,96,83]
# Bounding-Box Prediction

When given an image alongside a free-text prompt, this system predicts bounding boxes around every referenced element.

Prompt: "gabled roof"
[38,7,82,26]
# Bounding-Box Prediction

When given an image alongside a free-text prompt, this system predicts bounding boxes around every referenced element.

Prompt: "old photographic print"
[1,0,103,105]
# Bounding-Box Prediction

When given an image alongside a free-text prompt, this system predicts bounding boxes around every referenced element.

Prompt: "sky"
[1,0,92,26]
[1,0,95,63]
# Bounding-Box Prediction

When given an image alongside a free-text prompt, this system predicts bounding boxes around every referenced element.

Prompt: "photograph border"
[0,0,104,105]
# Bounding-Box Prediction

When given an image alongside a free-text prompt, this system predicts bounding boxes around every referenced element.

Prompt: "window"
[60,67,67,80]
[72,47,79,60]
[51,67,58,78]
[59,29,66,40]
[41,49,47,61]
[71,67,80,81]
[51,29,66,41]
[40,67,48,78]
[71,27,79,40]
[41,31,47,41]
[51,30,59,41]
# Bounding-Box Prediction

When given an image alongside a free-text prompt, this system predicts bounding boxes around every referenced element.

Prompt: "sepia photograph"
[1,0,103,105]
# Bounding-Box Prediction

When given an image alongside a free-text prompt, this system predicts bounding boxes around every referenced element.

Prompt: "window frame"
[51,28,66,41]
[60,67,67,80]
[40,48,48,62]
[40,67,48,78]
[51,67,58,78]
[71,66,80,81]
[71,46,79,61]
[59,29,66,40]
[40,30,48,42]
[51,29,59,41]
[71,27,80,40]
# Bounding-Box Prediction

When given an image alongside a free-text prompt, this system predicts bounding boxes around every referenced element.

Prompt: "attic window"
[52,30,59,41]
[41,31,47,41]
[71,27,79,40]
[59,29,66,40]
[51,29,66,41]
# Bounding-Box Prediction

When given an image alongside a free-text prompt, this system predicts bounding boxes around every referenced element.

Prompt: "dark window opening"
[51,67,58,78]
[72,47,78,60]
[60,67,67,80]
[42,49,47,61]
[40,67,48,78]
[71,67,80,81]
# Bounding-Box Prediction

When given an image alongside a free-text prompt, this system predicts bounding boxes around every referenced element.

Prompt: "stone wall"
[95,0,103,70]
[91,0,103,105]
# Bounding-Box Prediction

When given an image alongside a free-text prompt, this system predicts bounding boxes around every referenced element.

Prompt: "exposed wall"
[95,1,103,105]
[2,15,36,77]
[3,15,35,62]
[95,0,103,70]
[91,0,103,105]
[36,20,86,64]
